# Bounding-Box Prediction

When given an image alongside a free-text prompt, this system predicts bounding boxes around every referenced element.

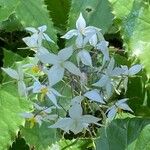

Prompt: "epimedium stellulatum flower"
[22,25,54,51]
[92,58,124,98]
[49,96,100,134]
[121,64,142,92]
[21,103,57,128]
[2,64,27,97]
[61,13,101,48]
[106,98,133,120]
[38,46,82,86]
[31,80,61,108]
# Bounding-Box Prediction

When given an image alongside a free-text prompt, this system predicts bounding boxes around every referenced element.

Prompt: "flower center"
[31,65,40,73]
[27,117,36,128]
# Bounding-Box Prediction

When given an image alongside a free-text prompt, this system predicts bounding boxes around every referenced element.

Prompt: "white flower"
[21,112,43,128]
[2,65,27,97]
[93,58,124,97]
[22,25,54,50]
[32,81,61,108]
[121,64,142,92]
[106,98,133,120]
[61,13,100,48]
[84,89,105,104]
[96,40,110,62]
[38,46,81,85]
[49,96,100,134]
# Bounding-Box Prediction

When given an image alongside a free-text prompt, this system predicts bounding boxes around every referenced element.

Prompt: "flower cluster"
[2,13,142,134]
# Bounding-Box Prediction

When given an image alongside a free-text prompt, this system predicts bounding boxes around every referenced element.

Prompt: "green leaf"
[0,0,19,22]
[3,49,23,67]
[128,124,150,150]
[68,0,113,34]
[109,0,150,76]
[15,0,58,50]
[21,122,60,150]
[0,84,31,150]
[44,0,71,32]
[95,118,150,150]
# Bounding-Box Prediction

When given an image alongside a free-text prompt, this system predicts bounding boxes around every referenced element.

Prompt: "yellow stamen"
[31,65,40,73]
[40,87,48,101]
[117,108,123,114]
[27,117,36,128]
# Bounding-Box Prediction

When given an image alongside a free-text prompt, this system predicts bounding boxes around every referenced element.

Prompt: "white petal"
[81,115,100,125]
[25,27,37,33]
[38,52,59,65]
[111,67,124,76]
[76,33,84,48]
[118,103,133,112]
[20,112,33,118]
[92,75,108,87]
[49,118,73,133]
[32,81,42,93]
[61,29,78,39]
[50,88,62,97]
[69,103,82,119]
[47,92,60,108]
[129,64,142,76]
[123,77,128,93]
[116,98,128,105]
[107,57,115,74]
[64,61,81,76]
[71,96,84,105]
[48,65,65,86]
[70,120,84,134]
[43,33,55,43]
[76,13,86,31]
[106,82,113,97]
[38,25,47,32]
[78,50,92,66]
[2,68,19,80]
[107,106,117,120]
[84,90,105,103]
[89,34,98,47]
[22,34,38,48]
[58,46,73,61]
[18,81,27,97]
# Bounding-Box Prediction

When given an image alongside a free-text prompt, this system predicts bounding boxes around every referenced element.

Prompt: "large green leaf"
[15,0,58,49]
[128,124,150,150]
[21,122,59,150]
[95,118,150,150]
[44,0,71,32]
[68,0,113,34]
[0,84,31,150]
[109,0,150,76]
[0,0,19,22]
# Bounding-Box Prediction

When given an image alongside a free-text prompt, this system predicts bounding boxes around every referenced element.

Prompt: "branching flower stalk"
[2,13,142,135]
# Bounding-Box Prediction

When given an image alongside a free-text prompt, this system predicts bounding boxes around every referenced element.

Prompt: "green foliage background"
[0,0,150,149]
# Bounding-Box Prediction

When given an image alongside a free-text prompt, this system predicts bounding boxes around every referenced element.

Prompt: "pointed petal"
[69,103,82,119]
[78,50,92,66]
[64,61,81,76]
[25,27,37,33]
[38,25,47,32]
[129,64,142,76]
[71,96,84,105]
[48,65,65,86]
[84,90,105,103]
[118,103,133,112]
[89,34,98,47]
[76,33,84,48]
[47,92,60,108]
[58,46,73,61]
[107,106,117,120]
[37,52,59,65]
[107,57,115,74]
[106,82,113,97]
[49,118,73,133]
[92,75,108,87]
[18,81,27,97]
[2,67,19,80]
[81,115,100,125]
[76,13,86,31]
[43,33,55,43]
[61,29,78,39]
